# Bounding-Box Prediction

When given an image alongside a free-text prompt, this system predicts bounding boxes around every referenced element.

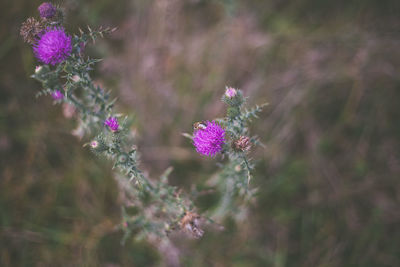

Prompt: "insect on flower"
[33,27,72,65]
[193,121,207,130]
[193,121,226,157]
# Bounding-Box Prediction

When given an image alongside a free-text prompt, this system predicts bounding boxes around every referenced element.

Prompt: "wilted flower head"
[38,2,57,19]
[180,212,204,238]
[33,27,72,65]
[20,17,43,44]
[233,136,251,152]
[105,117,119,132]
[193,121,225,157]
[51,90,63,100]
[225,87,237,98]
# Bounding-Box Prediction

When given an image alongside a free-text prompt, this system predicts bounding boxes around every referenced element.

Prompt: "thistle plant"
[189,87,267,220]
[21,3,265,245]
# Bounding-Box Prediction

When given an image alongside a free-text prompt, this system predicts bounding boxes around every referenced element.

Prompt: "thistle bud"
[235,165,242,172]
[118,153,129,164]
[51,90,64,101]
[90,140,99,149]
[105,117,119,132]
[225,87,237,98]
[35,66,43,74]
[71,75,81,83]
[38,2,57,19]
[233,136,251,152]
[89,137,107,153]
[222,86,244,107]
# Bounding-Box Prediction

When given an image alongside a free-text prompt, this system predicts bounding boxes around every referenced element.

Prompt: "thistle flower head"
[33,27,72,65]
[38,2,57,18]
[225,87,237,98]
[233,136,251,152]
[193,121,225,157]
[51,90,63,100]
[20,17,44,44]
[180,212,204,239]
[105,117,119,132]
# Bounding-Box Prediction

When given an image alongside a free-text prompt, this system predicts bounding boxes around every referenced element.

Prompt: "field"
[1,0,400,266]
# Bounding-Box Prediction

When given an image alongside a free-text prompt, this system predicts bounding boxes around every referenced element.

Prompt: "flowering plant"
[187,87,267,220]
[21,3,265,245]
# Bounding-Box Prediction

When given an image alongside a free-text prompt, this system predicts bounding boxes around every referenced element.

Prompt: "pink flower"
[193,121,225,157]
[225,87,237,98]
[104,117,119,132]
[51,90,63,100]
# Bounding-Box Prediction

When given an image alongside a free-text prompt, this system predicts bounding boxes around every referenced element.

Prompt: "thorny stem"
[242,154,252,186]
[32,28,194,240]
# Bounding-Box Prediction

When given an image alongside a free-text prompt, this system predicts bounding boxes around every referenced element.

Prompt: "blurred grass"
[1,0,400,266]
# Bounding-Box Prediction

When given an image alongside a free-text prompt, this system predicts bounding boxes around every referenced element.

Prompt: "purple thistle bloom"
[105,117,119,132]
[33,27,72,65]
[193,121,225,157]
[225,87,237,98]
[51,90,63,100]
[38,2,57,19]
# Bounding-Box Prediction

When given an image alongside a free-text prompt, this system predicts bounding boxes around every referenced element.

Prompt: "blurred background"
[1,0,400,266]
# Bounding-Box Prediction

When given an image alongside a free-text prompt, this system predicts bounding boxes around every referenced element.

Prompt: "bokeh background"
[1,0,400,266]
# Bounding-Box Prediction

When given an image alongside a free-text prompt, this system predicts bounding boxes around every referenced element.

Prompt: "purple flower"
[51,90,63,100]
[33,27,72,65]
[105,117,119,132]
[193,121,225,157]
[38,2,57,19]
[225,87,237,98]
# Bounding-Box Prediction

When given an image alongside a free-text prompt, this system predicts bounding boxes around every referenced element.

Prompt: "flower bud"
[35,66,43,74]
[235,165,242,172]
[118,153,128,164]
[89,137,107,153]
[90,140,99,149]
[225,87,237,98]
[105,117,119,132]
[38,2,57,19]
[51,90,64,101]
[72,75,81,83]
[222,86,244,107]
